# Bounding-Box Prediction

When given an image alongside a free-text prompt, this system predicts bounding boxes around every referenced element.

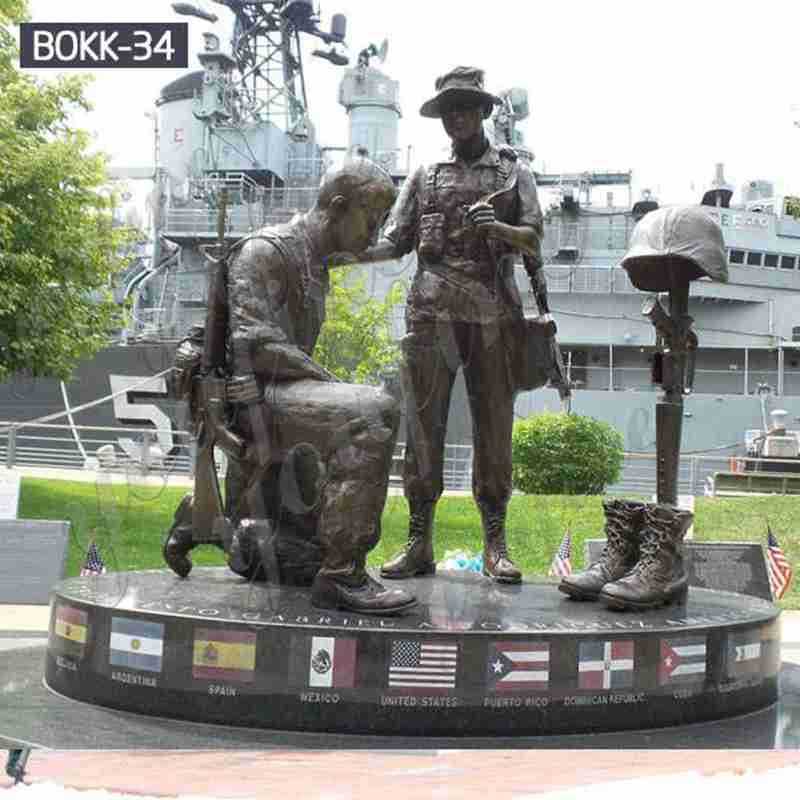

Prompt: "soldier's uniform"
[380,70,544,581]
[386,147,542,509]
[224,219,401,585]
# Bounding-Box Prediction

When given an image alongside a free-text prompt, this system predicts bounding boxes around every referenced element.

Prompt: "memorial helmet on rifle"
[621,205,728,291]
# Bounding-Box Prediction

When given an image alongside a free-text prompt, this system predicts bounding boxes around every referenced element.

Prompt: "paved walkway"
[3,750,800,798]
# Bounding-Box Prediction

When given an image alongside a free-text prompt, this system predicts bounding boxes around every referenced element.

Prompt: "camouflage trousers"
[401,319,515,514]
[227,379,400,582]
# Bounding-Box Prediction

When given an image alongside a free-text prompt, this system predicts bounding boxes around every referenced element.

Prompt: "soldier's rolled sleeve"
[383,165,425,257]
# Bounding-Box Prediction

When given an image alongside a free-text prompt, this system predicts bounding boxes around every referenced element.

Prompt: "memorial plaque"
[0,520,70,604]
[687,542,772,601]
[584,539,772,601]
[0,471,20,520]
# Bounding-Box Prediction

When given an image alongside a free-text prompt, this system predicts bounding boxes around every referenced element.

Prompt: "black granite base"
[45,568,781,737]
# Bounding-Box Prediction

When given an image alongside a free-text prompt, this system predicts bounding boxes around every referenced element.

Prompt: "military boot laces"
[380,506,436,579]
[559,500,644,601]
[600,504,692,611]
[482,510,522,584]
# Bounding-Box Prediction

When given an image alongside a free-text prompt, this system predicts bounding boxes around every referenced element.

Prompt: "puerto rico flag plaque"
[486,641,550,692]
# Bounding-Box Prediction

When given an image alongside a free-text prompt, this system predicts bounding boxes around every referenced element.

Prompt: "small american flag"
[388,640,458,690]
[766,526,793,600]
[80,541,106,577]
[548,531,572,578]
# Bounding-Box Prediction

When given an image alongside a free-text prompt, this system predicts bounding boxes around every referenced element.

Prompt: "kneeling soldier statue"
[163,159,416,616]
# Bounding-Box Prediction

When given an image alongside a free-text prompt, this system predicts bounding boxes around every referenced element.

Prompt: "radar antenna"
[176,1,350,135]
[357,38,388,69]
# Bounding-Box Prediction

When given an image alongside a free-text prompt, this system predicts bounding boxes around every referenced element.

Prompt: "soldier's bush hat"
[420,66,502,119]
[621,205,728,292]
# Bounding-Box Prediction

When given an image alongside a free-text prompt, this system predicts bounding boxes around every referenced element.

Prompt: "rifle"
[474,164,572,408]
[191,188,246,548]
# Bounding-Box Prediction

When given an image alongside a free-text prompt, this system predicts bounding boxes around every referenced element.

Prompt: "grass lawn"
[17,478,800,609]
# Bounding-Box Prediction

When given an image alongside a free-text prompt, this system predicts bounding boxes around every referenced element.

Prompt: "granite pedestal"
[45,568,781,736]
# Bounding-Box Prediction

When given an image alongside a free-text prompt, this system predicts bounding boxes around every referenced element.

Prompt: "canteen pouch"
[418,212,446,263]
[508,317,568,393]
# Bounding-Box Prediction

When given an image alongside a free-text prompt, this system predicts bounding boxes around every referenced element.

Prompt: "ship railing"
[162,205,267,238]
[262,185,318,213]
[554,365,780,394]
[200,171,263,199]
[541,266,639,295]
[542,217,633,258]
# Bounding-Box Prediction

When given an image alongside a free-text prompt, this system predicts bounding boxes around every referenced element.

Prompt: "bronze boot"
[381,503,436,579]
[163,494,195,578]
[311,573,417,616]
[480,504,522,584]
[599,504,693,611]
[559,500,645,601]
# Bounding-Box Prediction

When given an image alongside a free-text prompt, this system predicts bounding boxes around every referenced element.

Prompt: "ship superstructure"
[515,162,800,454]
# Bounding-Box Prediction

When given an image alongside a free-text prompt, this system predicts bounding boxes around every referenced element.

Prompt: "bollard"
[5,425,18,470]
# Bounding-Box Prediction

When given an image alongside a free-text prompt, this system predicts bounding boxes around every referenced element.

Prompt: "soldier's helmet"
[621,205,728,292]
[420,66,503,119]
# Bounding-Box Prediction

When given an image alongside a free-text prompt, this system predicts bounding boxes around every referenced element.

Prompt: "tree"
[512,411,624,495]
[313,267,404,385]
[0,1,131,382]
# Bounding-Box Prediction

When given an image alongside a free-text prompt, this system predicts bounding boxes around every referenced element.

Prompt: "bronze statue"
[359,66,561,584]
[163,158,417,616]
[560,206,728,610]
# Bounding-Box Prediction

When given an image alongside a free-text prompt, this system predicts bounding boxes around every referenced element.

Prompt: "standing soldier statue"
[361,67,562,583]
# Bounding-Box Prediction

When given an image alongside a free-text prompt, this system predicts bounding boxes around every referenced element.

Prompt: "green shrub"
[512,412,624,495]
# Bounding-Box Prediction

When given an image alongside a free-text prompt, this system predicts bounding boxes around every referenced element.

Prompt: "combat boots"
[480,504,522,584]
[559,500,645,601]
[599,503,693,611]
[163,494,230,578]
[163,494,196,578]
[380,503,437,579]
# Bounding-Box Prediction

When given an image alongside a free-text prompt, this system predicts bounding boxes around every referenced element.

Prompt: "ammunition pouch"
[418,212,446,263]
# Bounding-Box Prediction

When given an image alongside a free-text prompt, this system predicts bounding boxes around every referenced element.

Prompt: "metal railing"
[7,418,800,499]
[542,266,639,294]
[0,422,196,476]
[0,422,476,491]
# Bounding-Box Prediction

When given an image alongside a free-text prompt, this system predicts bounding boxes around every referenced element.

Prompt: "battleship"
[3,0,800,494]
